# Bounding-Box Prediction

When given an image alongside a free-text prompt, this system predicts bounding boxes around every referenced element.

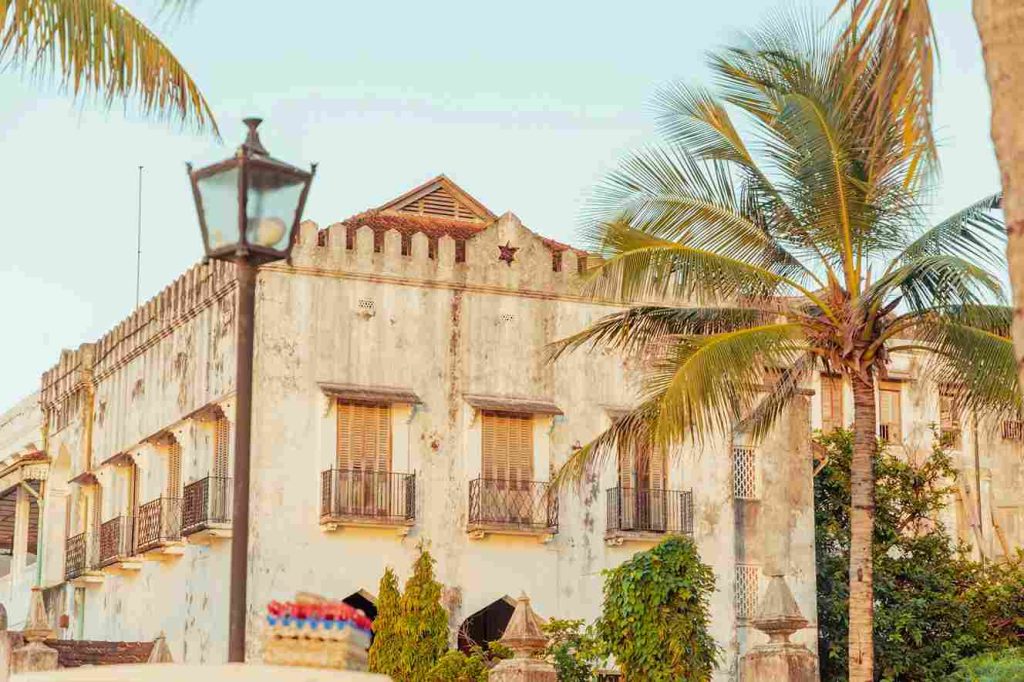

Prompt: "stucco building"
[0,175,1017,678]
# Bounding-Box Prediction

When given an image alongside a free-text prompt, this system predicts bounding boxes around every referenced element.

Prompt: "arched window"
[458,597,515,653]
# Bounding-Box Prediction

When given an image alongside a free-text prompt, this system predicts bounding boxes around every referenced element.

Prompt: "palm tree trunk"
[849,372,877,682]
[974,0,1024,401]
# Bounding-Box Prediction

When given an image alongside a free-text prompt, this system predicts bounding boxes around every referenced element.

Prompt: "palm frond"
[547,305,776,362]
[893,193,1004,268]
[832,0,937,181]
[645,323,807,447]
[738,353,818,441]
[0,0,217,135]
[907,319,1021,418]
[865,254,1005,315]
[583,221,808,305]
[585,147,815,283]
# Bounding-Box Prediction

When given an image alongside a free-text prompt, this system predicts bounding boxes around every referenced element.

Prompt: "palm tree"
[551,18,1016,682]
[833,0,1024,452]
[0,0,216,133]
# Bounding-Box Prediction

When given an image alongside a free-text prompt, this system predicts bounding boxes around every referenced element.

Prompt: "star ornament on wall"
[497,241,519,266]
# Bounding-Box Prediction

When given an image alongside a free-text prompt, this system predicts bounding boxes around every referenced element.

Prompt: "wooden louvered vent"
[398,187,480,221]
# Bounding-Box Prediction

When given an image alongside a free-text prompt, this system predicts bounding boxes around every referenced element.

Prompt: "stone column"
[11,588,58,675]
[11,487,29,584]
[740,575,818,682]
[0,603,11,682]
[488,594,556,682]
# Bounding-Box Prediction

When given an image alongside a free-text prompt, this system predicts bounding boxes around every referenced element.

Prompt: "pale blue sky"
[0,0,998,409]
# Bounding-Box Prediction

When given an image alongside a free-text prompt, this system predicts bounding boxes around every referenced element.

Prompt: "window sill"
[320,515,414,536]
[466,523,557,543]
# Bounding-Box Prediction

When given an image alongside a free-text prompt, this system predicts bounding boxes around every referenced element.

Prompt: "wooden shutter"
[821,375,843,431]
[939,386,960,446]
[167,440,182,498]
[336,401,391,471]
[92,485,103,533]
[648,448,666,490]
[879,382,902,441]
[481,412,533,482]
[214,416,231,480]
[617,444,635,489]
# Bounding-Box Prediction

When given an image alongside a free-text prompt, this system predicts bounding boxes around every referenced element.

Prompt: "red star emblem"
[498,241,518,266]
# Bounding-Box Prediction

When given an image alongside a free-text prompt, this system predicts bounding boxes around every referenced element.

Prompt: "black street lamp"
[187,118,315,662]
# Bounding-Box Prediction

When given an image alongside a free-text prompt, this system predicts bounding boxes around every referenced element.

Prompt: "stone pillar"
[0,603,11,682]
[740,575,818,682]
[488,594,556,682]
[11,588,58,675]
[11,487,29,584]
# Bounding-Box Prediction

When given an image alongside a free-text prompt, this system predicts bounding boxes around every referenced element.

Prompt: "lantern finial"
[241,117,268,156]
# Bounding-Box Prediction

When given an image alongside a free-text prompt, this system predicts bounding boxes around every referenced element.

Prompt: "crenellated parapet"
[289,211,590,299]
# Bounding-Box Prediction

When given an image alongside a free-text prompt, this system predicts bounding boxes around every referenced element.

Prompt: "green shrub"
[543,618,601,682]
[595,535,719,681]
[367,567,402,677]
[425,649,488,682]
[952,649,1024,682]
[815,430,1024,681]
[398,548,450,682]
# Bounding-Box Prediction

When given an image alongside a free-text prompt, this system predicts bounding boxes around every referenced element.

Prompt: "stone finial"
[751,575,808,644]
[740,574,818,682]
[22,588,53,643]
[497,593,548,659]
[148,632,174,663]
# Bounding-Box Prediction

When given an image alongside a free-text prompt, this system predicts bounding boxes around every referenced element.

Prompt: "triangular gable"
[378,174,495,223]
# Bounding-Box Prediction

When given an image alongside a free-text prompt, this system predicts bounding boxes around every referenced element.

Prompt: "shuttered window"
[879,382,902,442]
[167,440,182,498]
[939,385,961,448]
[214,416,231,480]
[617,443,665,490]
[821,375,844,432]
[336,401,391,471]
[481,412,533,482]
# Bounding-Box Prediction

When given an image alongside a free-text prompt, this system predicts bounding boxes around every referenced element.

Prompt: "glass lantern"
[188,118,315,265]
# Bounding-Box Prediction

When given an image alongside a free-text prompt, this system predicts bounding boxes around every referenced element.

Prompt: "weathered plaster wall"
[0,211,819,680]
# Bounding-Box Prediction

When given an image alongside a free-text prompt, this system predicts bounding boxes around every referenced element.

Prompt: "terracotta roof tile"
[44,639,155,668]
[339,210,485,241]
[3,635,156,669]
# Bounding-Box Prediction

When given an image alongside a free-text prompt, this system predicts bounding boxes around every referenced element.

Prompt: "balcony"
[64,532,89,580]
[134,497,183,555]
[320,469,415,533]
[182,476,232,541]
[98,516,140,570]
[940,427,963,451]
[1002,420,1024,441]
[605,487,693,545]
[879,423,900,443]
[467,478,558,541]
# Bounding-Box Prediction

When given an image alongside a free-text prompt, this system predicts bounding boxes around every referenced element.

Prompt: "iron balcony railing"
[134,497,182,553]
[182,476,232,536]
[468,478,558,532]
[64,532,89,580]
[606,487,693,536]
[98,516,135,567]
[320,469,415,524]
[1002,420,1024,441]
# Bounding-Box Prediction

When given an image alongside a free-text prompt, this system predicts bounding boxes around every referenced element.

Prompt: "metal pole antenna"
[135,165,143,308]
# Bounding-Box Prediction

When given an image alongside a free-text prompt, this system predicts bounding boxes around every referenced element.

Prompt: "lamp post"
[187,119,315,662]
